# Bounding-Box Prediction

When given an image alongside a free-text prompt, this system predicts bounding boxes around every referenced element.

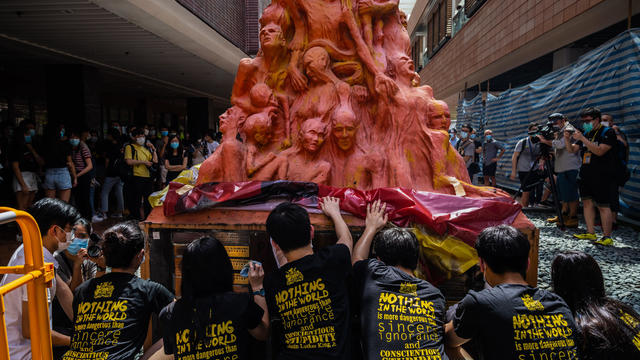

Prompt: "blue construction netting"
[455,29,640,217]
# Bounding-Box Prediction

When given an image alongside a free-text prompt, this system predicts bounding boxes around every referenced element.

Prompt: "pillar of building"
[45,65,101,132]
[187,97,210,137]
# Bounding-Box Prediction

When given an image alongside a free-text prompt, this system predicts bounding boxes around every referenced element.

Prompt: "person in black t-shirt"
[9,122,44,210]
[63,221,174,360]
[567,107,617,246]
[352,201,448,360]
[97,128,124,220]
[445,225,581,360]
[264,198,353,360]
[552,250,640,360]
[164,135,189,185]
[160,236,268,360]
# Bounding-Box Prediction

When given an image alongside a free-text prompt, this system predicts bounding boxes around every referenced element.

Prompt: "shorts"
[556,170,579,203]
[579,175,616,207]
[483,162,497,177]
[13,171,38,192]
[518,171,539,192]
[43,167,72,191]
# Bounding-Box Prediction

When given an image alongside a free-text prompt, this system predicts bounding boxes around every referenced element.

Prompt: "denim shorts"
[43,168,72,190]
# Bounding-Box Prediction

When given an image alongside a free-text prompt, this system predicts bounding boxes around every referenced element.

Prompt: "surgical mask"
[144,129,149,136]
[29,129,36,136]
[170,142,179,149]
[67,238,89,255]
[601,121,610,127]
[70,138,80,147]
[136,137,146,146]
[161,131,168,137]
[485,135,493,141]
[24,135,32,144]
[461,131,468,138]
[470,134,476,139]
[583,122,593,133]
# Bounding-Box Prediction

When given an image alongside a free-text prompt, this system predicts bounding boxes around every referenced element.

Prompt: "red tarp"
[163,181,522,245]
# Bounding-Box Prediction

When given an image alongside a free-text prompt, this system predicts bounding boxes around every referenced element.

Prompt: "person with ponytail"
[552,250,640,359]
[63,221,174,360]
[159,236,268,360]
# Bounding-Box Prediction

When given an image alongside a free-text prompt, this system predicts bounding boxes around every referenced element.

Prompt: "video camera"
[529,112,564,144]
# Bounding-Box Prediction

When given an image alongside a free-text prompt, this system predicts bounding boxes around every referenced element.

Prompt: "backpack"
[115,144,132,180]
[609,128,631,186]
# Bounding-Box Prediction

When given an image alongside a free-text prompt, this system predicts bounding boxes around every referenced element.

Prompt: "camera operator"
[536,113,581,228]
[510,123,542,207]
[566,107,617,246]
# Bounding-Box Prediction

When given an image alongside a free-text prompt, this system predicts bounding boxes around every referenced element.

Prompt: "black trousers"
[125,176,153,220]
[72,174,93,219]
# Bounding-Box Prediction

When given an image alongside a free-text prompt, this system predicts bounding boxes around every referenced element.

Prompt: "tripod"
[513,149,565,228]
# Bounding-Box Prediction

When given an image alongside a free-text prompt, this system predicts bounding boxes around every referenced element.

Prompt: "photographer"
[536,113,581,228]
[566,107,616,246]
[510,123,542,207]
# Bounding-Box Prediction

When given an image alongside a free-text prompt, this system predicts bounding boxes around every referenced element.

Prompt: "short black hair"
[527,122,539,131]
[462,124,473,132]
[28,198,81,236]
[373,228,420,270]
[131,128,144,137]
[266,202,311,252]
[579,107,601,120]
[102,221,145,268]
[181,236,233,299]
[475,225,529,278]
[73,218,92,235]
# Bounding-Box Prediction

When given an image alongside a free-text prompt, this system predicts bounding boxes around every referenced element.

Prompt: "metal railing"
[0,207,54,360]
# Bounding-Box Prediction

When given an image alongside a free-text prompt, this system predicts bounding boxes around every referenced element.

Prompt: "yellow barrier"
[0,207,54,360]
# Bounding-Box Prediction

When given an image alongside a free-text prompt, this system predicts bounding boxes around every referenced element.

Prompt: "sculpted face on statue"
[332,109,358,151]
[250,83,277,108]
[428,100,451,131]
[394,54,415,78]
[259,23,285,50]
[300,118,326,153]
[398,11,408,29]
[244,112,272,146]
[303,47,332,84]
[219,106,244,137]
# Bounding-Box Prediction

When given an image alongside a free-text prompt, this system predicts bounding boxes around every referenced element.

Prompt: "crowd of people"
[0,120,221,222]
[451,107,630,246]
[2,197,639,360]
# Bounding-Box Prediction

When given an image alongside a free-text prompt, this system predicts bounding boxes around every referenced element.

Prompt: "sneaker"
[547,214,568,223]
[573,232,597,240]
[595,236,614,246]
[92,214,106,223]
[563,217,579,228]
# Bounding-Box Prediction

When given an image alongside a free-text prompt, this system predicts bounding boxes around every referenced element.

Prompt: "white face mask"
[601,121,610,127]
[136,137,146,146]
[144,129,149,136]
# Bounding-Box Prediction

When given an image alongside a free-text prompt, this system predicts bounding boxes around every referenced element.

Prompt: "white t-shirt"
[1,244,57,360]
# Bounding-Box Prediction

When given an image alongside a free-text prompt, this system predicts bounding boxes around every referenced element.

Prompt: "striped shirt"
[72,142,92,172]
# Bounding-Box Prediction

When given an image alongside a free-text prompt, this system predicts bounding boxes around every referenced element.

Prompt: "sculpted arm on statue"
[321,196,353,254]
[352,200,388,264]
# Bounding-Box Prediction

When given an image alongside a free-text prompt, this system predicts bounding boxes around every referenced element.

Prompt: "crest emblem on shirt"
[285,268,304,285]
[399,282,418,296]
[94,282,115,299]
[521,294,544,311]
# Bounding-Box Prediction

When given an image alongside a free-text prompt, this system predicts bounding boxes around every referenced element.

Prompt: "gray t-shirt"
[482,140,505,165]
[458,139,476,167]
[552,130,581,173]
[514,137,541,172]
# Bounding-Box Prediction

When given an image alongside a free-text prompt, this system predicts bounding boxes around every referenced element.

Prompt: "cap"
[548,112,565,122]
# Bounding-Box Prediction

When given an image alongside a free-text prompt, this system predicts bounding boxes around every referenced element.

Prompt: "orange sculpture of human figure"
[282,117,331,184]
[289,47,341,136]
[329,103,384,189]
[243,112,288,181]
[427,100,451,131]
[197,107,247,184]
[195,0,509,199]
